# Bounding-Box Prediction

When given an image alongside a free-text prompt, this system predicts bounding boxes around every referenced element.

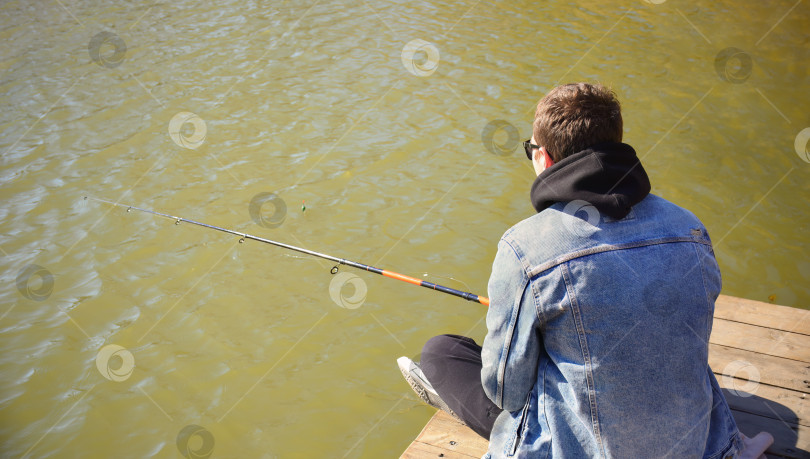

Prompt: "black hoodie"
[530,142,651,220]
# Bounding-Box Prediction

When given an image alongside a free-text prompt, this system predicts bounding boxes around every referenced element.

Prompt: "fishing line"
[84,196,490,306]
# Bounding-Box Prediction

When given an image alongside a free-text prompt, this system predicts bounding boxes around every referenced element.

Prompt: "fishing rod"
[84,196,490,306]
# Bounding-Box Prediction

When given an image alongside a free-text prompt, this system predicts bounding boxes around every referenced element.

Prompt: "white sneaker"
[397,356,462,422]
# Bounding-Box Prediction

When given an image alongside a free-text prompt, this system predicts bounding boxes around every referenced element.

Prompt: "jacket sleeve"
[480,238,542,412]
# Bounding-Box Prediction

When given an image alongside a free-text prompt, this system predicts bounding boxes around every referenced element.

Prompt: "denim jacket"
[481,194,742,458]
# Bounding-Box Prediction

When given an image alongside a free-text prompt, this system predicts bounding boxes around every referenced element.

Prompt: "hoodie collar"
[530,142,651,220]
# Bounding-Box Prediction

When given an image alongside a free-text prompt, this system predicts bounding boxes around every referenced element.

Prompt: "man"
[399,83,773,458]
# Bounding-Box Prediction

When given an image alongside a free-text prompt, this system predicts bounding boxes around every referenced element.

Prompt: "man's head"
[532,83,623,164]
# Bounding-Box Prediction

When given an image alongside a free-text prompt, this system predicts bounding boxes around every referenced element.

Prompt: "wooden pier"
[401,295,810,458]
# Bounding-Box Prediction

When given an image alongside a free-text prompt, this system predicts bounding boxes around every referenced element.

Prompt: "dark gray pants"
[420,334,503,439]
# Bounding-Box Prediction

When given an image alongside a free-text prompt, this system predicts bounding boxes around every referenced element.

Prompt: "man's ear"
[532,147,543,170]
[539,146,554,169]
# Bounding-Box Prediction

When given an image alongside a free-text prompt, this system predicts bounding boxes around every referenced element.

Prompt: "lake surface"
[1,0,808,457]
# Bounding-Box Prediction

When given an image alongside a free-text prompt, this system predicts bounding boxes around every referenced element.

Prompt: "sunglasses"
[523,140,541,161]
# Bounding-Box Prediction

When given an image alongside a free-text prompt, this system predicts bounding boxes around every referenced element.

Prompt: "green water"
[1,0,808,457]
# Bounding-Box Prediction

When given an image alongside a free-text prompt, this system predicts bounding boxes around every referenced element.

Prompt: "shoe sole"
[397,357,463,423]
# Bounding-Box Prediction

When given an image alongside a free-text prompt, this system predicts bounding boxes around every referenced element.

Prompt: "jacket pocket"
[505,391,533,457]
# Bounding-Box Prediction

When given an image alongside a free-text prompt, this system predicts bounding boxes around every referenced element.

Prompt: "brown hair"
[533,83,623,162]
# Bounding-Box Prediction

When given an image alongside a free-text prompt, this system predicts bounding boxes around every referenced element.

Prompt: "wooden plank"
[719,376,809,428]
[710,318,810,362]
[411,410,489,457]
[714,295,810,334]
[709,344,810,393]
[402,440,479,459]
[733,409,810,459]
